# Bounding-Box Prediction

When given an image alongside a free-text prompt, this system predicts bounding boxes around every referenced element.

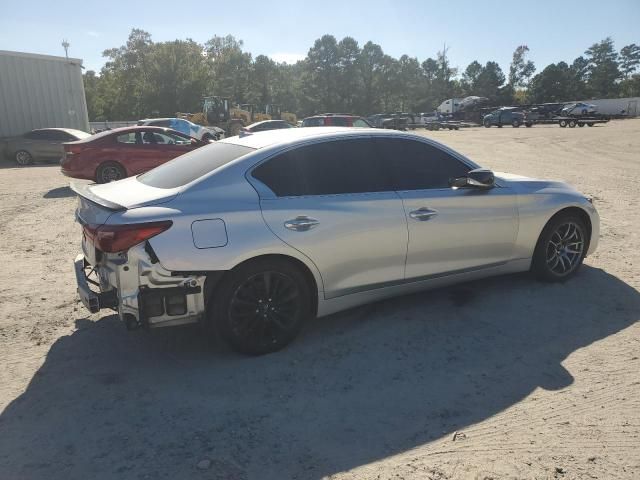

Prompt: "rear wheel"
[587,123,594,127]
[559,119,568,128]
[512,119,520,128]
[210,259,311,355]
[96,161,126,183]
[532,214,588,282]
[484,121,491,128]
[15,150,33,166]
[568,119,577,128]
[525,122,533,128]
[578,122,585,127]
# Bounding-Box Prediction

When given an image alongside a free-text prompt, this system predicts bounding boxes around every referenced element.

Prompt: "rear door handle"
[409,208,438,221]
[284,216,319,232]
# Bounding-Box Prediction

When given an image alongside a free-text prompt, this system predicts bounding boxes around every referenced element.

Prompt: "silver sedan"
[72,128,599,355]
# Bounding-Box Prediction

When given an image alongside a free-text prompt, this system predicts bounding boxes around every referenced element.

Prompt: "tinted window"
[302,117,324,127]
[378,138,470,190]
[353,118,370,128]
[149,120,172,127]
[138,142,254,188]
[252,138,387,196]
[24,131,45,139]
[330,117,349,127]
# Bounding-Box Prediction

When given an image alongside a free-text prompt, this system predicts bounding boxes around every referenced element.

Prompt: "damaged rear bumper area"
[73,243,207,330]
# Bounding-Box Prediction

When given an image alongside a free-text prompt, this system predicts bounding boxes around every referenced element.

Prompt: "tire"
[15,150,33,166]
[202,133,214,142]
[525,122,533,128]
[484,121,491,128]
[559,120,567,128]
[497,124,503,128]
[587,123,594,127]
[531,213,588,282]
[210,258,312,355]
[96,161,126,183]
[512,119,520,128]
[568,120,577,128]
[578,122,585,127]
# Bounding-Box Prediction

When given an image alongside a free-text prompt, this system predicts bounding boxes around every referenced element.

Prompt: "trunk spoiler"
[70,181,126,211]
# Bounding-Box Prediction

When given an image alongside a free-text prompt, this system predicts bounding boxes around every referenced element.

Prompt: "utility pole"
[62,39,70,59]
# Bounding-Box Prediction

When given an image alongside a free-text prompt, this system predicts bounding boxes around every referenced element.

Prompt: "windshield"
[138,142,254,188]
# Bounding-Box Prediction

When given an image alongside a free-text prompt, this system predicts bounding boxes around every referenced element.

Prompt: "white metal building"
[0,50,90,138]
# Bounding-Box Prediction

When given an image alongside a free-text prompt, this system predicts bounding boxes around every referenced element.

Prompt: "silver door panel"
[399,187,519,279]
[260,192,408,299]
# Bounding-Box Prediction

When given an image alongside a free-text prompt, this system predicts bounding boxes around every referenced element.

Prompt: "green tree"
[304,35,340,112]
[584,37,621,98]
[474,61,506,101]
[508,45,536,88]
[528,62,572,103]
[358,41,384,114]
[336,37,361,112]
[619,43,640,79]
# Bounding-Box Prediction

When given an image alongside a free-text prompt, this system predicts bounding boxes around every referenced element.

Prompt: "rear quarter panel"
[128,168,325,293]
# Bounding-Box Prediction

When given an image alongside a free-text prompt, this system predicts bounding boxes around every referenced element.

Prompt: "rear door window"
[252,138,388,196]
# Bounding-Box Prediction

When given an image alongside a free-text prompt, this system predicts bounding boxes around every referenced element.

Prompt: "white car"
[137,118,224,141]
[561,103,597,117]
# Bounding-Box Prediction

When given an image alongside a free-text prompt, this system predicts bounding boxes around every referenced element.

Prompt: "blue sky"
[0,0,638,74]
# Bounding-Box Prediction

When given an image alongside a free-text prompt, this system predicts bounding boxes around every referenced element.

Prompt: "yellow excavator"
[177,96,246,137]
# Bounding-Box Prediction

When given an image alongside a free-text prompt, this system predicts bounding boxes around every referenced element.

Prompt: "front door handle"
[284,216,319,232]
[409,208,438,221]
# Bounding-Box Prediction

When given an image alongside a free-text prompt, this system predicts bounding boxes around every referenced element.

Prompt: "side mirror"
[451,168,495,189]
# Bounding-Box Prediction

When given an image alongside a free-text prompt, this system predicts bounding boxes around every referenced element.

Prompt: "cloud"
[269,53,305,64]
[86,31,101,38]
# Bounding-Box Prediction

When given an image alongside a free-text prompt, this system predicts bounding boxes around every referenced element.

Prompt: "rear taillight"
[83,221,172,253]
[62,145,83,166]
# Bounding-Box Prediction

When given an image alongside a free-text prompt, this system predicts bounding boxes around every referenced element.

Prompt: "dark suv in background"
[302,114,372,128]
[483,107,529,128]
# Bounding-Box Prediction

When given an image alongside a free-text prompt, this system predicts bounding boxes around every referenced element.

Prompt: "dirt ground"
[0,120,639,480]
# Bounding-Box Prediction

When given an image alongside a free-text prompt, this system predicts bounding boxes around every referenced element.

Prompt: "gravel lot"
[0,120,639,480]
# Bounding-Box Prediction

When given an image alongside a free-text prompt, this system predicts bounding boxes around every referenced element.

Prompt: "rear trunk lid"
[71,178,180,227]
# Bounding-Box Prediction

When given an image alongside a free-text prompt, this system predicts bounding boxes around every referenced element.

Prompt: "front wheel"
[525,122,533,128]
[15,150,33,166]
[484,121,491,128]
[512,120,520,128]
[532,214,588,282]
[96,161,126,183]
[210,259,311,355]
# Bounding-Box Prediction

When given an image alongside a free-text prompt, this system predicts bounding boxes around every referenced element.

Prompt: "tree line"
[84,29,640,121]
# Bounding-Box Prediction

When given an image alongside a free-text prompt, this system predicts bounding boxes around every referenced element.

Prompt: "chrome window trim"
[244,132,501,199]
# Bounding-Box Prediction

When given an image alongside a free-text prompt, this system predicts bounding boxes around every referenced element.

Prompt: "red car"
[61,126,207,183]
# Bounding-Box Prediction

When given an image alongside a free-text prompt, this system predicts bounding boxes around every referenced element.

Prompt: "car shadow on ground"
[0,266,638,480]
[43,186,74,199]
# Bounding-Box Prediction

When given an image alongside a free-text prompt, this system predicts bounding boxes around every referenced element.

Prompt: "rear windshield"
[138,142,255,188]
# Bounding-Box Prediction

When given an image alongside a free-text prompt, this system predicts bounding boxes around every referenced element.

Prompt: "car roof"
[139,117,188,122]
[247,120,285,127]
[222,126,414,150]
[70,125,193,143]
[33,127,87,134]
